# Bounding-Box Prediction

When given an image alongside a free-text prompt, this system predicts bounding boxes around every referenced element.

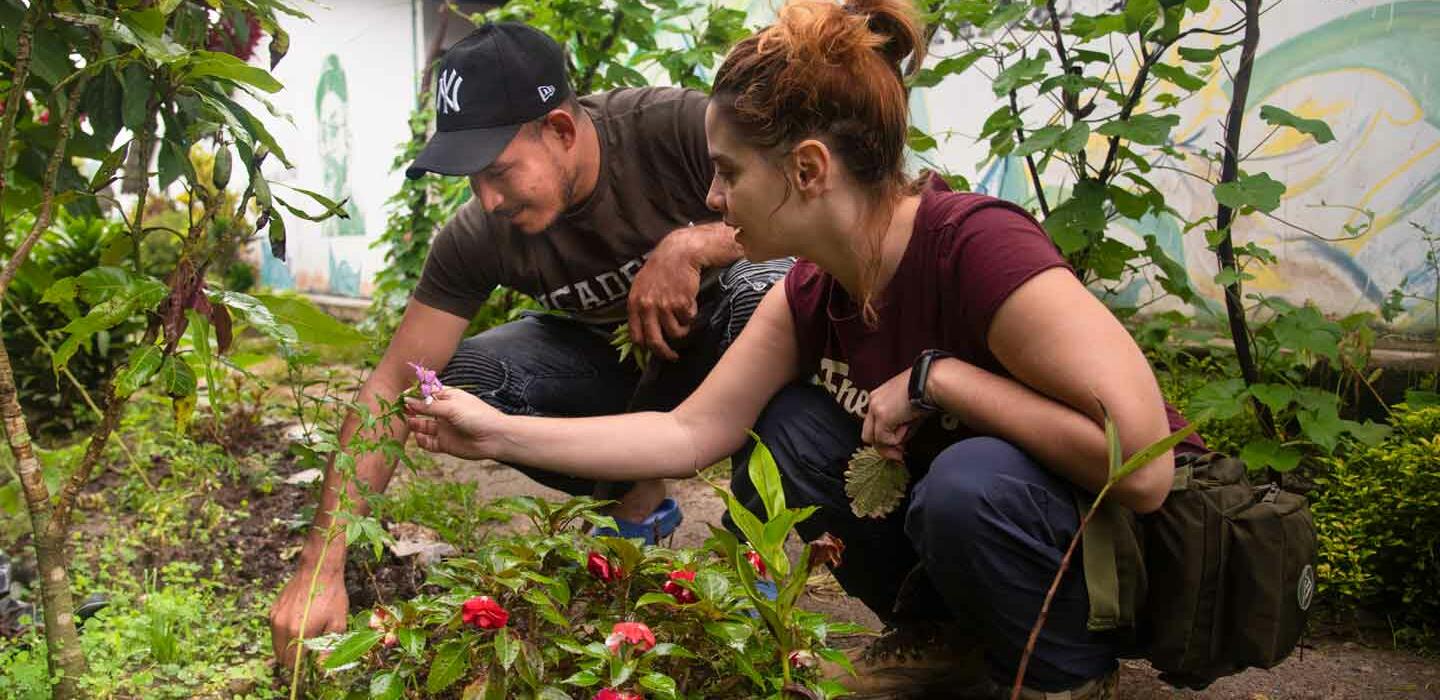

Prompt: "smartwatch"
[908,349,953,412]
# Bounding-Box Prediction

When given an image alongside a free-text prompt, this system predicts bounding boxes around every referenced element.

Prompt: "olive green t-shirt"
[413,87,720,325]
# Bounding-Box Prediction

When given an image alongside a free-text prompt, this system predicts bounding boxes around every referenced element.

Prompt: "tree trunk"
[0,340,87,697]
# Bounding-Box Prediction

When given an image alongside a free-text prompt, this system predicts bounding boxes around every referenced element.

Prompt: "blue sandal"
[594,497,684,545]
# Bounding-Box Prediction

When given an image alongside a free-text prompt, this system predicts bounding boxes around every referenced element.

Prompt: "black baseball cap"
[405,22,573,179]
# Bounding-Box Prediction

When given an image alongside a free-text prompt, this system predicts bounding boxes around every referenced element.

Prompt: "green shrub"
[1311,404,1440,629]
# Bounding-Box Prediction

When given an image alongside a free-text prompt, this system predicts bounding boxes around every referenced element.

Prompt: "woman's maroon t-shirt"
[783,178,1206,455]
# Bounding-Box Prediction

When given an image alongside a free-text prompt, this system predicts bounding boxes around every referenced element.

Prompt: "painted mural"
[913,0,1439,332]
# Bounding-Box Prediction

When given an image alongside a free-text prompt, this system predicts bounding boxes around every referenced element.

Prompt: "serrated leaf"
[1248,383,1295,413]
[1214,172,1285,213]
[1346,420,1392,446]
[1095,113,1180,145]
[322,630,383,669]
[427,640,470,693]
[1189,377,1249,420]
[156,356,196,398]
[115,345,163,397]
[844,447,908,519]
[1259,105,1334,144]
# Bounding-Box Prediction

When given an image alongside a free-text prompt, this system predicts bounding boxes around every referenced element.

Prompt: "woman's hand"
[862,368,927,461]
[404,389,506,460]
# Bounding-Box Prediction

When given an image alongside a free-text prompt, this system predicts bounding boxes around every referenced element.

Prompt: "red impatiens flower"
[789,649,818,669]
[595,689,644,700]
[587,551,620,582]
[662,569,697,604]
[605,621,656,654]
[461,596,508,630]
[368,607,398,648]
[745,549,768,579]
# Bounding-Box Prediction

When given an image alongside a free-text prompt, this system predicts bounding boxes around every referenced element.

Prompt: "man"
[270,22,791,664]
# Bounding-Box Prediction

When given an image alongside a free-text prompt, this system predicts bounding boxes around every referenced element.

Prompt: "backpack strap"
[1080,494,1126,631]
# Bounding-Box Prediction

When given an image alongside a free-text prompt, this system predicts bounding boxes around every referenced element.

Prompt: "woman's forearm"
[490,410,713,481]
[926,358,1171,511]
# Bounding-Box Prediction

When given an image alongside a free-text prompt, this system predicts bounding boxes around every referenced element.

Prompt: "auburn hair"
[712,0,924,323]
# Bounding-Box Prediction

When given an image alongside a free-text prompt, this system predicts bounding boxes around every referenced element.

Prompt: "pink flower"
[461,596,508,630]
[595,690,644,700]
[407,361,443,403]
[746,550,768,579]
[368,607,398,646]
[605,621,656,654]
[587,551,620,582]
[662,569,697,604]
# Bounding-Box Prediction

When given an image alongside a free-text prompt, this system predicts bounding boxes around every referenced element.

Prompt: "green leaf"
[181,50,284,93]
[77,266,132,304]
[640,673,678,699]
[1150,62,1206,91]
[1346,420,1392,446]
[157,138,192,190]
[495,628,519,670]
[635,592,678,608]
[1189,377,1249,420]
[1056,122,1091,154]
[1043,179,1107,254]
[322,630,383,669]
[1258,105,1335,144]
[1177,41,1240,62]
[254,293,370,348]
[1113,421,1200,482]
[370,671,403,700]
[562,670,601,687]
[906,126,938,153]
[1271,305,1340,363]
[911,49,985,89]
[156,356,196,398]
[1124,0,1160,33]
[1213,173,1285,213]
[157,0,185,13]
[1298,405,1345,453]
[1012,125,1064,158]
[42,277,79,308]
[1248,383,1295,413]
[982,2,1029,31]
[1095,113,1180,146]
[694,569,729,601]
[703,621,752,645]
[1240,439,1303,472]
[1404,389,1440,407]
[121,65,153,131]
[210,290,297,345]
[844,447,908,518]
[115,346,163,397]
[1104,406,1123,478]
[90,141,130,191]
[54,277,168,371]
[745,431,787,520]
[992,51,1050,97]
[1069,13,1127,40]
[427,640,470,693]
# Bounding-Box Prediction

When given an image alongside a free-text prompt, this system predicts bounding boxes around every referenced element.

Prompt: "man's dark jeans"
[437,258,793,497]
[728,383,1124,692]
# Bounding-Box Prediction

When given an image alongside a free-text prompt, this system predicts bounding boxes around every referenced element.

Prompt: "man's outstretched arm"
[270,300,469,667]
[626,221,743,360]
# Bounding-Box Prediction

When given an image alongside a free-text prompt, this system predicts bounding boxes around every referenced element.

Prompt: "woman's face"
[704,103,799,261]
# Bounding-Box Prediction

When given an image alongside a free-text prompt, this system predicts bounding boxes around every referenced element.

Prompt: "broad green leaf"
[1188,377,1249,420]
[1124,0,1160,33]
[906,126,937,153]
[1012,125,1064,158]
[54,277,168,371]
[844,447,908,518]
[1150,62,1206,91]
[77,266,131,304]
[1298,405,1345,453]
[1056,122,1091,153]
[640,673,678,699]
[397,627,425,657]
[703,621,752,645]
[254,293,370,347]
[42,277,79,307]
[427,640,470,693]
[1069,13,1127,40]
[1212,267,1255,287]
[1240,439,1303,472]
[1177,41,1240,62]
[120,8,165,37]
[115,345,163,397]
[1213,173,1285,213]
[321,630,383,669]
[1271,305,1340,363]
[1346,420,1392,446]
[992,51,1050,97]
[694,569,729,601]
[635,592,678,608]
[1404,389,1440,407]
[562,670,601,687]
[1258,105,1335,144]
[158,0,185,13]
[181,50,283,93]
[744,431,787,519]
[1108,185,1151,219]
[1249,383,1295,413]
[210,290,297,345]
[157,138,192,190]
[537,688,572,700]
[1043,179,1106,254]
[982,2,1029,31]
[121,65,153,131]
[1095,113,1180,146]
[156,356,197,398]
[278,184,351,219]
[90,141,130,191]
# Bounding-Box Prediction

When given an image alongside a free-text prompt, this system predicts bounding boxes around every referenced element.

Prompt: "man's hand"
[627,242,701,362]
[270,561,348,669]
[862,368,927,461]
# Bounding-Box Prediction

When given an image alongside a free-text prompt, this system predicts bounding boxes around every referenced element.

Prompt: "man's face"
[468,123,575,234]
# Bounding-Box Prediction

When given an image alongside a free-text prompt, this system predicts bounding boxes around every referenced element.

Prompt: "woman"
[407,0,1205,696]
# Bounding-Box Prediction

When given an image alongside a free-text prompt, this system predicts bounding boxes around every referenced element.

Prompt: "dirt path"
[417,455,1440,700]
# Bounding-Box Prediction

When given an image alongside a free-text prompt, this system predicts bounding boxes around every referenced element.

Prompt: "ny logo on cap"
[537,85,556,103]
[437,69,464,115]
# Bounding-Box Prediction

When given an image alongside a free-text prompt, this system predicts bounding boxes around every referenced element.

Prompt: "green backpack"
[1082,452,1318,690]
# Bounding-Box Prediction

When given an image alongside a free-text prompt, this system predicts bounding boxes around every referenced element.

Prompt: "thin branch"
[0,4,37,231]
[1008,87,1051,218]
[0,71,89,302]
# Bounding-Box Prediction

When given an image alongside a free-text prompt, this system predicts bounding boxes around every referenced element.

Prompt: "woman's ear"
[789,139,831,198]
